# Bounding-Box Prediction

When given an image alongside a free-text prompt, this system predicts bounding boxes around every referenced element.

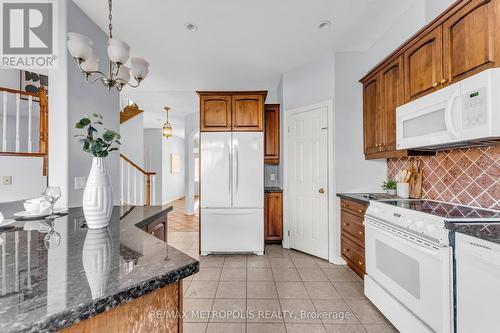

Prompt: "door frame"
[282,100,335,262]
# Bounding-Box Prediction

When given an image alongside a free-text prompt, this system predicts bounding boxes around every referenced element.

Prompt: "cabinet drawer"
[341,235,365,278]
[340,199,367,217]
[341,210,365,246]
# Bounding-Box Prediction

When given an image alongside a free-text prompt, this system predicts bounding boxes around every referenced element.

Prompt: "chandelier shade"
[67,33,93,60]
[66,0,149,91]
[107,38,130,65]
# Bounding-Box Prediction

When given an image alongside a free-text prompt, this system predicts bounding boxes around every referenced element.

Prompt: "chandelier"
[163,107,173,139]
[66,0,149,91]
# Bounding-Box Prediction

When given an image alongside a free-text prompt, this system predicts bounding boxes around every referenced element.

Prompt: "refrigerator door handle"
[228,142,231,193]
[235,143,239,192]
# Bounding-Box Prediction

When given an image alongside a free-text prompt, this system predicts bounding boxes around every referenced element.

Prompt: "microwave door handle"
[445,92,460,138]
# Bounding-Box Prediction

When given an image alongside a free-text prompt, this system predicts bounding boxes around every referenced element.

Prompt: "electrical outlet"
[270,173,276,181]
[2,176,12,185]
[74,176,86,190]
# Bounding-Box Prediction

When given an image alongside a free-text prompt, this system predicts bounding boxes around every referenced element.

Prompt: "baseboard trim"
[329,256,347,265]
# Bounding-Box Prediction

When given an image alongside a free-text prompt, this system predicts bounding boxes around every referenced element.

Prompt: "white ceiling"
[73,0,417,129]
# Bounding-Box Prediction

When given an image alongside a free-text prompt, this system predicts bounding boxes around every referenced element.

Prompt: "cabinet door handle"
[358,209,363,213]
[433,81,439,87]
[358,261,363,266]
[358,230,363,235]
[344,222,350,227]
[440,78,448,84]
[343,248,349,252]
[342,204,348,208]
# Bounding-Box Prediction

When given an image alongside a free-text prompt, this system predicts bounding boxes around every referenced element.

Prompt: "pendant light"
[163,107,173,139]
[66,0,149,91]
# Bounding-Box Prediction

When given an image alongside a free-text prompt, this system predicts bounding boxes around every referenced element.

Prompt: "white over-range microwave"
[396,68,500,150]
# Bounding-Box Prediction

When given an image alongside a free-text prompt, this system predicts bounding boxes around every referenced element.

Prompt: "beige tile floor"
[166,198,399,333]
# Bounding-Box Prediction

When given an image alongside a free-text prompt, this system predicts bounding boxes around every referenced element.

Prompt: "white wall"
[184,112,199,214]
[47,0,69,208]
[425,0,455,23]
[162,136,185,204]
[334,52,387,193]
[144,129,162,205]
[66,1,120,207]
[120,114,144,167]
[0,156,46,202]
[282,52,335,111]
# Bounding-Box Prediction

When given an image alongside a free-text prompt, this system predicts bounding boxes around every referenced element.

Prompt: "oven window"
[376,240,421,299]
[403,109,446,138]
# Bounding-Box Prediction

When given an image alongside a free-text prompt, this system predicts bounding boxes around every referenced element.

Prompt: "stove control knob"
[415,221,424,229]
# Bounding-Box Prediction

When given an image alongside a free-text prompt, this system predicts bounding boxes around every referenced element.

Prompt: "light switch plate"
[74,176,86,190]
[2,176,12,185]
[270,173,276,181]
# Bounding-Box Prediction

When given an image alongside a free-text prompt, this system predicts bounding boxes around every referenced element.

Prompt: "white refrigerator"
[200,132,264,255]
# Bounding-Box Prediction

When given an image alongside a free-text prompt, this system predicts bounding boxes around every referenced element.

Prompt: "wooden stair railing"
[120,153,156,206]
[120,104,143,124]
[0,86,48,176]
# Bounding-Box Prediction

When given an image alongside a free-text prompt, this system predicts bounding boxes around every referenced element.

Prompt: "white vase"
[83,157,113,229]
[82,228,112,299]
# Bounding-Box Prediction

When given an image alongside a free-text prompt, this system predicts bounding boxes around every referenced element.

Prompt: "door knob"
[319,188,325,194]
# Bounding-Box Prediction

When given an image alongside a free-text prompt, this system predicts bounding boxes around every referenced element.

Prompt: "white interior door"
[286,105,329,259]
[232,132,264,208]
[200,132,232,208]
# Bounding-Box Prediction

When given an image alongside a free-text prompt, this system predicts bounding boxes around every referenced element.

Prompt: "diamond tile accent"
[387,147,500,210]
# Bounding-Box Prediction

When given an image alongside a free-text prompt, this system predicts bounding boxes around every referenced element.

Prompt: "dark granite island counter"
[0,202,199,333]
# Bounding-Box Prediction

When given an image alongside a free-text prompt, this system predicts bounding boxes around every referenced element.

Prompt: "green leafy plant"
[74,113,120,157]
[382,180,397,190]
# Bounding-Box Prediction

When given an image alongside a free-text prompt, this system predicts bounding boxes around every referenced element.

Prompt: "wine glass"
[43,186,61,218]
[44,229,61,249]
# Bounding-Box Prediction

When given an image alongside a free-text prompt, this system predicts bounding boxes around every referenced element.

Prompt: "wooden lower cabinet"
[340,199,368,279]
[61,281,183,333]
[264,192,283,243]
[142,216,168,242]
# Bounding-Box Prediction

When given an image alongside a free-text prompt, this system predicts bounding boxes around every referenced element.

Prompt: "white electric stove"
[364,199,500,333]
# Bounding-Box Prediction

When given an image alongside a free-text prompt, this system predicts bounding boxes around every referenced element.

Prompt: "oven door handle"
[365,218,441,257]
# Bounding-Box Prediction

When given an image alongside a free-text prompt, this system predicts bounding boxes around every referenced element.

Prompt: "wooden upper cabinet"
[198,91,266,132]
[363,74,381,155]
[264,104,280,164]
[404,27,443,102]
[443,0,498,85]
[379,56,404,151]
[200,95,232,131]
[232,94,264,131]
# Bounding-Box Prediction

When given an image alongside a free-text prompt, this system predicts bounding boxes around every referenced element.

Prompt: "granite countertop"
[336,192,395,204]
[445,222,500,245]
[0,201,199,333]
[264,187,283,193]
